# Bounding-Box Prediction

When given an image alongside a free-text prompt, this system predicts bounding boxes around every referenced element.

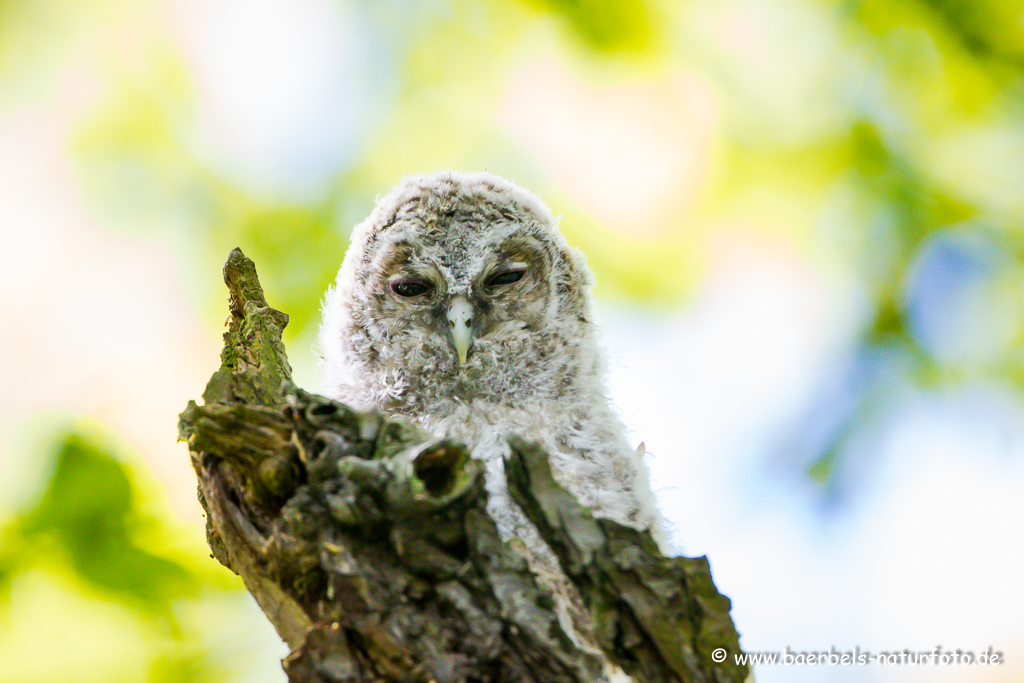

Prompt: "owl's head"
[319,171,599,416]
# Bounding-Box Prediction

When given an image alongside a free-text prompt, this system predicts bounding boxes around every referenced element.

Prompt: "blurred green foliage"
[0,427,268,683]
[13,432,197,609]
[5,0,1024,487]
[526,0,665,54]
[1,0,1023,678]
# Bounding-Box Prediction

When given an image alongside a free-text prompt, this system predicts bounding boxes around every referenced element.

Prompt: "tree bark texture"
[178,248,751,683]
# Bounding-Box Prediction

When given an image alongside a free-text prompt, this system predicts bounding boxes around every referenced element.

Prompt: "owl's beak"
[447,296,474,365]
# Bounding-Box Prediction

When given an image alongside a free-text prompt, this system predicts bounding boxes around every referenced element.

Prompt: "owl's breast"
[368,323,583,417]
[404,400,575,479]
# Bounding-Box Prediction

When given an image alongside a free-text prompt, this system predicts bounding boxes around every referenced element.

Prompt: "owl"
[318,170,662,563]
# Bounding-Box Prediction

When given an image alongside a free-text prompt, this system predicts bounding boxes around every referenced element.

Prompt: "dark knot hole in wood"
[414,442,468,498]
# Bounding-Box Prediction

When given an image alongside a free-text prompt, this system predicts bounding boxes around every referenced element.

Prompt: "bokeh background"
[2,0,1023,681]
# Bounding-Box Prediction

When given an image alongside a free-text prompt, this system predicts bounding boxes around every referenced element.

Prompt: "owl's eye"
[390,280,433,298]
[485,268,526,288]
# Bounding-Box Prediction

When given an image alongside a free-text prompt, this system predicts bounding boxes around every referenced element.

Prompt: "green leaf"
[20,431,199,612]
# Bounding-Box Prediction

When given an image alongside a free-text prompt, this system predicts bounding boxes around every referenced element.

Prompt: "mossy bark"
[178,248,750,683]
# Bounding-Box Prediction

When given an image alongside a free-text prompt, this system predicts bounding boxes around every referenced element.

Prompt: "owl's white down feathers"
[318,171,662,559]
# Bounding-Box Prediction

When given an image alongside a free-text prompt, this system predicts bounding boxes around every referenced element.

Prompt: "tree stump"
[178,248,750,683]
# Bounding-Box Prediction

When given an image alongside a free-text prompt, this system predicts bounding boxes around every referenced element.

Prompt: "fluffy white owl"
[318,170,662,560]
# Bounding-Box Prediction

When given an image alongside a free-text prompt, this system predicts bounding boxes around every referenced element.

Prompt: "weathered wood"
[178,248,750,683]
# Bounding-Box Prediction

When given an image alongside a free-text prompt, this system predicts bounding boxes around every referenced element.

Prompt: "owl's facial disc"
[446,296,473,365]
[375,227,551,374]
